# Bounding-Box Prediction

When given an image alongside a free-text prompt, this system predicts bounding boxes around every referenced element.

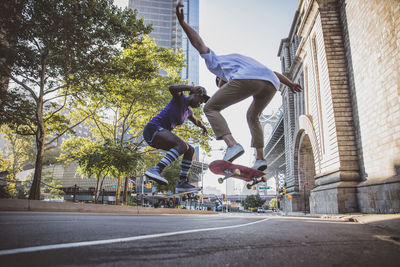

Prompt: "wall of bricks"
[340,0,400,180]
[339,0,400,212]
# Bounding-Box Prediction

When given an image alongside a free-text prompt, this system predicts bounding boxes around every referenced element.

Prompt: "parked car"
[257,207,264,213]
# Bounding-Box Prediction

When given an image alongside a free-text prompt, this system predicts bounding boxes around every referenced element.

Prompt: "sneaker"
[223,144,244,162]
[145,168,168,185]
[176,180,201,193]
[252,159,268,171]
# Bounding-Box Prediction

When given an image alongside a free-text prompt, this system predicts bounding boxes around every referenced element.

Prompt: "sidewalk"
[0,199,217,215]
[283,211,400,234]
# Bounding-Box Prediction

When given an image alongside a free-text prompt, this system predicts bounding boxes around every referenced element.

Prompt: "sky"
[114,0,299,194]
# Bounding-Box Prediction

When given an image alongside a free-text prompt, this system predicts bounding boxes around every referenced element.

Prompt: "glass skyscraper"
[128,0,199,85]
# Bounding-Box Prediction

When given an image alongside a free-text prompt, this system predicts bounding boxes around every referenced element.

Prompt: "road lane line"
[374,235,400,246]
[0,218,270,256]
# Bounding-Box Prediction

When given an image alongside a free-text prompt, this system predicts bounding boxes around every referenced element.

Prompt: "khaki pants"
[203,79,276,148]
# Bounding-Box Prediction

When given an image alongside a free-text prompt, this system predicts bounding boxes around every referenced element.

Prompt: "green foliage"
[59,138,141,179]
[242,194,265,209]
[71,36,187,144]
[269,198,277,210]
[41,172,65,199]
[0,0,151,199]
[18,171,64,199]
[69,36,211,188]
[0,125,34,197]
[158,159,181,193]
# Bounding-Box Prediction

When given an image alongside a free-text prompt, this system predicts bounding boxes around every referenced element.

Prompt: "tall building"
[128,0,199,85]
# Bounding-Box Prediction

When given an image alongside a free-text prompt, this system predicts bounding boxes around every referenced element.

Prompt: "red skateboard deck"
[209,160,266,182]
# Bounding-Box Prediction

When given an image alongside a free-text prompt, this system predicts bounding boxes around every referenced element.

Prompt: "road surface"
[0,212,399,266]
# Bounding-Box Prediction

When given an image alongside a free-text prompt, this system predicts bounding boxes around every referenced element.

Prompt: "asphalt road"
[0,212,399,267]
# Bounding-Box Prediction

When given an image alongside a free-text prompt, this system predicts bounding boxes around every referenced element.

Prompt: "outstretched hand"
[289,83,302,93]
[176,2,184,23]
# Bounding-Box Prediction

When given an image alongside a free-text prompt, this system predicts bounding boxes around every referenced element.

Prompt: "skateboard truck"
[245,176,267,189]
[217,167,267,189]
[217,168,241,184]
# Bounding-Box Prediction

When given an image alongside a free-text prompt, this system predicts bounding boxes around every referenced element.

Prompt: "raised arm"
[274,72,303,93]
[169,84,204,97]
[176,3,209,54]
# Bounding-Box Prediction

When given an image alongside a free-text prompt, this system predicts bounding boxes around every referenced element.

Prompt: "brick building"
[274,0,400,213]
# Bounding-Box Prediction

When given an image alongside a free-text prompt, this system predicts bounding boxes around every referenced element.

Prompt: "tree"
[269,198,277,211]
[0,0,151,200]
[59,137,141,205]
[242,194,265,210]
[159,159,181,193]
[0,125,34,197]
[58,137,109,203]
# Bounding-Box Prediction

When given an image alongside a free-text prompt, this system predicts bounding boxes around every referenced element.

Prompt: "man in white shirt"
[176,3,302,170]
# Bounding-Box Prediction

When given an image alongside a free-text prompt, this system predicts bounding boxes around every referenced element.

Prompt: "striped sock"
[179,159,192,182]
[156,148,180,172]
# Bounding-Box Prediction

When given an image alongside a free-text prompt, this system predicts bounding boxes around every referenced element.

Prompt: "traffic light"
[283,188,287,195]
[146,182,152,189]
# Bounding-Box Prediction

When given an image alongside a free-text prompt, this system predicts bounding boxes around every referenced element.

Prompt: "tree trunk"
[115,175,122,205]
[94,175,100,204]
[98,176,105,203]
[123,176,129,205]
[29,87,45,200]
[29,128,45,200]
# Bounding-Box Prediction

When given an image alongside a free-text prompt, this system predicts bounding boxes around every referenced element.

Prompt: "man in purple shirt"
[143,84,210,192]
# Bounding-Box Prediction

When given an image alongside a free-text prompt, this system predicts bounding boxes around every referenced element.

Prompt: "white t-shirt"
[200,49,280,90]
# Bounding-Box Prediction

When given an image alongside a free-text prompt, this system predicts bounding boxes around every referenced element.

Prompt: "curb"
[0,199,217,215]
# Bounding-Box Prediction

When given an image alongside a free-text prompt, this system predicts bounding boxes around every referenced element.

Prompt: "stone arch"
[294,115,319,212]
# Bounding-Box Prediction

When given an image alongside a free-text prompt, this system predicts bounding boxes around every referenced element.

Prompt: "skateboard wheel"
[218,177,224,184]
[233,169,241,175]
[246,184,252,190]
[262,176,267,182]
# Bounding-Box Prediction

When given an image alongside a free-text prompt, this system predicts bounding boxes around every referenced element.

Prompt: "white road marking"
[0,218,270,256]
[374,235,400,246]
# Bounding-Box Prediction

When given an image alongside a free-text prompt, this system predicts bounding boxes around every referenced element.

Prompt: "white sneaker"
[223,144,244,162]
[252,159,268,171]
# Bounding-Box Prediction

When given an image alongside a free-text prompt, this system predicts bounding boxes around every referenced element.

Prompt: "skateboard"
[209,160,267,189]
[172,189,201,201]
[157,189,201,208]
